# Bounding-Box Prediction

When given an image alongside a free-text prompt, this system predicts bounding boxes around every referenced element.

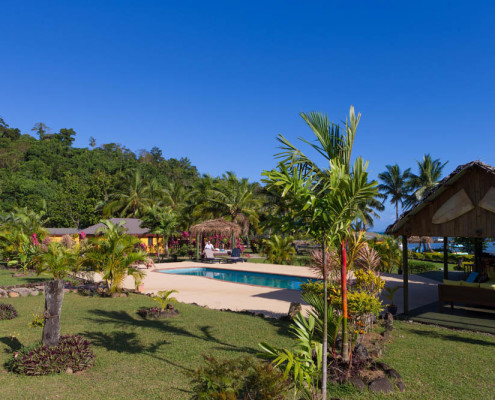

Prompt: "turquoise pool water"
[158,267,317,290]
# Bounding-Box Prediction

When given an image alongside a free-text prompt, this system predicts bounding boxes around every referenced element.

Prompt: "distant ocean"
[412,242,495,254]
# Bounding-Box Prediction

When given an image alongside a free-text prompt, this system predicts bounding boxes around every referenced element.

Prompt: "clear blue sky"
[2,1,494,231]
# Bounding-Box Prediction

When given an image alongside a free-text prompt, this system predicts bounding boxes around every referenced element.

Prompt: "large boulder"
[11,288,31,297]
[369,377,395,394]
[287,302,302,319]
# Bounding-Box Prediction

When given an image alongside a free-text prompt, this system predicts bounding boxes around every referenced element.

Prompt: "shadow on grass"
[408,328,495,347]
[0,336,23,352]
[84,309,259,354]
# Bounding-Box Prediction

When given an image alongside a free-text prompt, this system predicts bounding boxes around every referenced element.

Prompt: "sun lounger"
[203,249,222,263]
[223,248,247,263]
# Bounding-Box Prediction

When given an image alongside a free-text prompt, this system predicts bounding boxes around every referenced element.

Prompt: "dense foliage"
[7,335,95,375]
[0,118,199,228]
[0,303,18,320]
[190,355,291,400]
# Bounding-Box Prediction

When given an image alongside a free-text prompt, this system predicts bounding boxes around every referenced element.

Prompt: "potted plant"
[382,285,403,315]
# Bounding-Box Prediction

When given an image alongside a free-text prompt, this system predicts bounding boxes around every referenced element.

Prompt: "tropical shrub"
[152,290,178,310]
[250,237,261,253]
[190,355,291,400]
[8,335,95,375]
[371,236,401,273]
[408,260,437,274]
[82,220,147,293]
[262,235,295,265]
[0,303,18,320]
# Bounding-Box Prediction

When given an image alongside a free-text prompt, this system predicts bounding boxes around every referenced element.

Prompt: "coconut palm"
[83,220,147,292]
[378,164,412,220]
[102,170,153,217]
[405,154,447,208]
[199,172,261,247]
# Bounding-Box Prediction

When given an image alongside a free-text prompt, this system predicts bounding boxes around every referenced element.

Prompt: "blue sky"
[1,1,495,231]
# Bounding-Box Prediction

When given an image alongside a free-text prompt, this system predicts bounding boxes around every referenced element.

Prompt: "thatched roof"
[408,236,433,244]
[189,218,242,236]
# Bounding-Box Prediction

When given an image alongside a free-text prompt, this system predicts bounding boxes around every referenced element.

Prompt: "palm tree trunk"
[322,238,328,398]
[396,200,399,221]
[163,235,169,258]
[42,279,65,346]
[341,239,349,362]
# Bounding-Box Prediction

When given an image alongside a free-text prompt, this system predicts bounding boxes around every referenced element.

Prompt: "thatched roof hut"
[190,218,242,237]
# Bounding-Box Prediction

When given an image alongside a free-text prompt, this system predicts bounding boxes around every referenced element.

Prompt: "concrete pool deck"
[117,261,440,317]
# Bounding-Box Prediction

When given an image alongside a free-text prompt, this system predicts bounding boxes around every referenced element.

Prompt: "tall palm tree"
[263,106,379,396]
[406,154,447,208]
[200,172,261,246]
[378,164,412,220]
[102,170,153,217]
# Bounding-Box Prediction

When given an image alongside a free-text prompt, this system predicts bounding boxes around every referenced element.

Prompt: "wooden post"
[195,234,200,260]
[474,238,483,272]
[402,235,409,315]
[443,236,448,280]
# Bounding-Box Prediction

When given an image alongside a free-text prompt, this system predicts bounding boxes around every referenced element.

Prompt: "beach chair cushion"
[465,272,479,283]
[443,279,462,286]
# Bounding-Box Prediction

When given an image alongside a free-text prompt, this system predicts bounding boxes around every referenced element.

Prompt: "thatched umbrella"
[190,219,242,259]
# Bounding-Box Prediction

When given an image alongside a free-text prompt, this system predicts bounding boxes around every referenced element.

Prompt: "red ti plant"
[341,239,349,362]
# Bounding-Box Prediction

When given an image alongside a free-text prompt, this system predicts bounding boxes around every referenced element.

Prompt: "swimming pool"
[158,267,318,290]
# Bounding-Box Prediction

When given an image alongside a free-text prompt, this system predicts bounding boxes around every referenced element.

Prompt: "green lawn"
[0,268,51,287]
[0,294,494,399]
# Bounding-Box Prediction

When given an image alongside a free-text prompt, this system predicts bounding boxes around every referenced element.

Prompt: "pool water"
[158,267,317,290]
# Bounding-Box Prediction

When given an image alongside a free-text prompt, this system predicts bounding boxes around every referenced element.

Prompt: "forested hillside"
[0,118,199,228]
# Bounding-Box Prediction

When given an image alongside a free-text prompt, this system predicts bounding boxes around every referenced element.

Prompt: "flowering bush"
[8,335,95,375]
[0,303,18,320]
[79,231,87,240]
[30,233,39,247]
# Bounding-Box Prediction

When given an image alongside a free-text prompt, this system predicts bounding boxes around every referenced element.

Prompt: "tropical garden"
[1,113,494,399]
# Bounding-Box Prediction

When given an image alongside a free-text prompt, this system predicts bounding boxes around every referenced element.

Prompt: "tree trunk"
[341,240,349,362]
[322,239,328,398]
[42,279,65,347]
[163,236,170,258]
[156,234,160,262]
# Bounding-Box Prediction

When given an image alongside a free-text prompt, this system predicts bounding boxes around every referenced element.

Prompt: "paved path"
[117,262,440,317]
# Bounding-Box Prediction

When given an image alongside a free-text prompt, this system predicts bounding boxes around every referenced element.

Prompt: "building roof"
[82,218,149,235]
[47,228,80,235]
[386,160,495,237]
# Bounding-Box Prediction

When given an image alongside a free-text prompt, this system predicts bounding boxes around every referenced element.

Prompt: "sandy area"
[111,261,440,317]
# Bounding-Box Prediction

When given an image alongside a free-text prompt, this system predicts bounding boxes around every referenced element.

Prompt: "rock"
[386,368,402,380]
[11,288,31,297]
[63,288,71,294]
[72,289,78,294]
[29,290,40,297]
[111,293,120,298]
[65,367,73,374]
[369,377,395,394]
[119,293,127,297]
[353,343,369,360]
[287,302,302,319]
[348,376,366,391]
[0,289,7,297]
[385,312,394,330]
[396,380,406,392]
[8,291,19,298]
[374,361,392,371]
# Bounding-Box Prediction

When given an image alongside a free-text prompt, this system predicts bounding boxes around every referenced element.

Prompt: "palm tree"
[378,164,412,220]
[102,170,153,217]
[200,172,261,247]
[406,154,447,208]
[263,106,378,396]
[140,205,178,259]
[83,220,147,293]
[35,242,80,346]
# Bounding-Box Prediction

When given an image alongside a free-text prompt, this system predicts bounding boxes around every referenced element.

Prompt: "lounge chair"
[203,249,222,263]
[224,248,247,263]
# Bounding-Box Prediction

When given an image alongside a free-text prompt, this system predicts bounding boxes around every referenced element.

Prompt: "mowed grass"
[1,293,495,399]
[0,294,293,399]
[0,269,51,287]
